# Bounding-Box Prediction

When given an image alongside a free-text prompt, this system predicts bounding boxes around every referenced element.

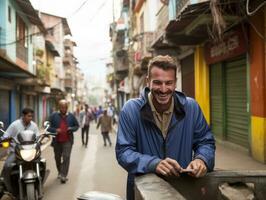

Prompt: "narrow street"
[42,123,127,200]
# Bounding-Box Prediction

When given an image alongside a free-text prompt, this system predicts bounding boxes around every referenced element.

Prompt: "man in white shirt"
[1,107,39,193]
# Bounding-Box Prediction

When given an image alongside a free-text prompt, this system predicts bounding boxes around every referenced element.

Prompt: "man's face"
[59,104,68,115]
[23,113,33,125]
[147,66,176,106]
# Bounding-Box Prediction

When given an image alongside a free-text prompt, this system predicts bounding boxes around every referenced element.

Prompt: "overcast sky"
[30,0,120,87]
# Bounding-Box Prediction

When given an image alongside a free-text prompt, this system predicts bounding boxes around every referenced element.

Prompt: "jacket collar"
[140,87,186,123]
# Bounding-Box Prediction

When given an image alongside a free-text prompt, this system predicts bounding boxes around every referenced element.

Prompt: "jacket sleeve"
[47,114,57,133]
[115,104,161,174]
[191,99,216,171]
[68,114,79,132]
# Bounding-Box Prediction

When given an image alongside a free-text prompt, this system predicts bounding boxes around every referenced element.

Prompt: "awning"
[62,18,72,36]
[154,0,244,46]
[15,0,46,33]
[45,40,60,57]
[0,54,35,78]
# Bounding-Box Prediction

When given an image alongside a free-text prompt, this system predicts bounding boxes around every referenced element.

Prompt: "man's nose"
[160,83,167,92]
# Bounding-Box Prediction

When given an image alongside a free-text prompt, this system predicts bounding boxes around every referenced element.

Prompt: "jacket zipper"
[163,138,166,158]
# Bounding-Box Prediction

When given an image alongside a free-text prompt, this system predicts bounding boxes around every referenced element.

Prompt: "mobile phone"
[180,168,194,173]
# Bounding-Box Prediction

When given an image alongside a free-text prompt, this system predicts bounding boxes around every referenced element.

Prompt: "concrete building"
[0,0,46,126]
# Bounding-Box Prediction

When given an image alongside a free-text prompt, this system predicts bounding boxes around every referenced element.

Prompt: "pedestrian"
[96,105,103,122]
[92,106,97,124]
[1,108,39,193]
[115,55,215,200]
[79,104,93,147]
[48,99,79,184]
[74,104,81,122]
[96,109,112,147]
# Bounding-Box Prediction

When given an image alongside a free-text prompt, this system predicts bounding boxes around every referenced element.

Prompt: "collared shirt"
[3,118,39,152]
[148,92,174,138]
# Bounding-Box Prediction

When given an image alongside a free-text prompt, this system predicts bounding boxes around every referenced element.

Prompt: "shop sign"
[204,28,247,64]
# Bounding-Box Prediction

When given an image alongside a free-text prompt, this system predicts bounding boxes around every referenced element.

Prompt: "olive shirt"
[97,114,112,133]
[148,92,174,138]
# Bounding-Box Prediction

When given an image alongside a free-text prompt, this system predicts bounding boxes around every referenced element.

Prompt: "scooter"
[0,121,54,200]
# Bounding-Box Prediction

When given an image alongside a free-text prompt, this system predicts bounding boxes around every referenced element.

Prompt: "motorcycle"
[0,121,54,200]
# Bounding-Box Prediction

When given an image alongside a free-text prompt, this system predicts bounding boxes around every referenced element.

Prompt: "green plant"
[36,48,44,57]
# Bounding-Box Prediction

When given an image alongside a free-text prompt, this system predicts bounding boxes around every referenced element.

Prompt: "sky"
[30,0,120,88]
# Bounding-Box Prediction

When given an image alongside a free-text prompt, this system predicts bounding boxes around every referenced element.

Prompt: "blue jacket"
[48,112,79,145]
[115,88,215,199]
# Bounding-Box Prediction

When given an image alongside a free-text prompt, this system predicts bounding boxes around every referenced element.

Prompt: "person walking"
[79,104,93,147]
[96,109,112,147]
[48,99,79,184]
[115,55,215,200]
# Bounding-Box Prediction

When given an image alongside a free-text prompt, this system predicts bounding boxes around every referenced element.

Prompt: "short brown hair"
[147,55,177,77]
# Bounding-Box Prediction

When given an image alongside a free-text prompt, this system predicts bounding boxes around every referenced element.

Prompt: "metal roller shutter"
[210,63,224,139]
[225,58,248,148]
[0,90,10,127]
[181,54,195,98]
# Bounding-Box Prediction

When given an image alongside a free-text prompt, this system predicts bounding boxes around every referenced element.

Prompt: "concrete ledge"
[135,170,266,200]
[135,174,186,200]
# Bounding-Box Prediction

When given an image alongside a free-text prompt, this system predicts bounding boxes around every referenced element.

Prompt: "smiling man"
[115,55,216,200]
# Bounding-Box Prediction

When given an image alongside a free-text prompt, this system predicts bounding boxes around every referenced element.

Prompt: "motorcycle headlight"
[2,141,9,148]
[20,149,37,162]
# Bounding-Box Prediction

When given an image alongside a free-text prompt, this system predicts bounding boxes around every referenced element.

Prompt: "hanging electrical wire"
[0,0,107,46]
[246,0,266,16]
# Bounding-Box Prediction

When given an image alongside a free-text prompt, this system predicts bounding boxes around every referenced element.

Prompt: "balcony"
[65,78,74,90]
[51,76,62,91]
[176,0,190,17]
[139,32,154,59]
[113,30,126,50]
[63,56,74,66]
[36,62,50,86]
[16,43,28,64]
[165,0,242,45]
[154,5,169,43]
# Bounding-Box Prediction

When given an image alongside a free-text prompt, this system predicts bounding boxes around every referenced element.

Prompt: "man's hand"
[56,128,61,134]
[155,157,181,177]
[186,158,207,178]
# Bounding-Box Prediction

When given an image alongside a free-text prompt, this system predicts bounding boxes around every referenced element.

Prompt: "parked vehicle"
[0,121,54,200]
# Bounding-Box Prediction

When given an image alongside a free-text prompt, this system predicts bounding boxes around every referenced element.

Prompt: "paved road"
[42,123,127,199]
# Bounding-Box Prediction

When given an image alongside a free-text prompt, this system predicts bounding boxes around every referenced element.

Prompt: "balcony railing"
[37,64,50,86]
[140,32,154,59]
[155,5,169,42]
[176,0,190,16]
[65,78,73,89]
[63,56,73,66]
[16,43,28,63]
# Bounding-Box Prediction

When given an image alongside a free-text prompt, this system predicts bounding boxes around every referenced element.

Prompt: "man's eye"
[166,82,174,85]
[153,81,161,85]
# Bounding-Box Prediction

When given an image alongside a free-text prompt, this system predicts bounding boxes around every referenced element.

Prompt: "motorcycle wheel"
[25,183,38,200]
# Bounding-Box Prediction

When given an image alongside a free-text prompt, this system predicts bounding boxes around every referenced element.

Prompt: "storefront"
[0,89,10,127]
[205,26,249,148]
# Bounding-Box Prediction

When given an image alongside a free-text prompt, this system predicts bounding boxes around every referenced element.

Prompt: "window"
[8,6,11,23]
[16,14,28,48]
[48,28,54,36]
